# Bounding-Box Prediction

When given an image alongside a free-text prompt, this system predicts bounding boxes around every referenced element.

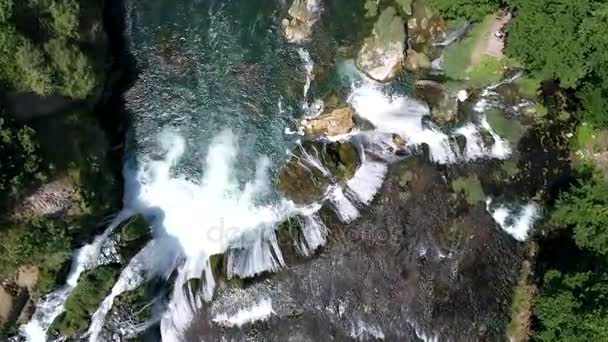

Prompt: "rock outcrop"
[301,106,355,137]
[356,6,406,82]
[281,0,322,43]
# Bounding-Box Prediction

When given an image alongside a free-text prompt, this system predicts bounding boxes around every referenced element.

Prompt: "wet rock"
[301,106,355,137]
[281,0,323,43]
[356,7,406,82]
[414,80,459,124]
[405,48,431,72]
[114,215,152,262]
[395,0,414,16]
[186,158,523,341]
[277,141,360,204]
[407,2,446,53]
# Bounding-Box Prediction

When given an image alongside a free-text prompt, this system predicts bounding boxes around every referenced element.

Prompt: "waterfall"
[19,210,134,342]
[346,156,388,205]
[327,186,360,223]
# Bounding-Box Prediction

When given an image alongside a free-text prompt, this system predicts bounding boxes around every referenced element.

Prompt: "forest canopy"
[0,0,98,98]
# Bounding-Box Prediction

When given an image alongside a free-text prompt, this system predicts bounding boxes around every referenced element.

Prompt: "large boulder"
[281,0,322,43]
[356,6,406,82]
[405,48,431,72]
[301,106,355,137]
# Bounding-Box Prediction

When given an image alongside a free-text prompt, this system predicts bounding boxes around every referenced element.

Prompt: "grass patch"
[451,175,485,205]
[486,110,525,144]
[574,123,599,150]
[443,15,494,80]
[501,158,520,177]
[515,76,542,98]
[468,55,504,87]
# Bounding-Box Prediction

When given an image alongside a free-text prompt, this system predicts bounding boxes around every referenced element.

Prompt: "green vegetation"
[0,0,99,98]
[551,172,608,256]
[451,174,485,205]
[50,266,121,338]
[442,15,513,86]
[486,110,524,144]
[428,0,501,21]
[0,112,44,203]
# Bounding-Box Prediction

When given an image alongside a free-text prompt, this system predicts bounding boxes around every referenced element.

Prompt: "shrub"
[45,39,96,98]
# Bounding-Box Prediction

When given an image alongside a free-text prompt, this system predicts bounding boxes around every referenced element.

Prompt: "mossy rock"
[112,284,153,326]
[324,141,361,182]
[451,175,485,206]
[277,141,360,203]
[49,265,121,338]
[486,110,525,145]
[115,215,152,262]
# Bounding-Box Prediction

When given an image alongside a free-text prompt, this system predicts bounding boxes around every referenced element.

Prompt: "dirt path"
[471,12,511,65]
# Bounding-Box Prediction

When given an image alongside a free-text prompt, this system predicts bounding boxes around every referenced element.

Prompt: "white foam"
[347,157,388,205]
[212,298,275,328]
[486,199,540,241]
[327,186,359,223]
[297,214,329,256]
[119,129,303,341]
[351,320,385,340]
[348,82,459,164]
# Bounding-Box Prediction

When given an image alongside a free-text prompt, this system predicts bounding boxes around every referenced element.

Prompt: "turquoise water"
[125,0,307,185]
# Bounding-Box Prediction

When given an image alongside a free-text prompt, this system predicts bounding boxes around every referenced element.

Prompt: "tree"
[428,0,502,21]
[0,0,12,23]
[45,39,96,99]
[506,0,608,90]
[0,112,42,201]
[534,270,608,341]
[551,172,608,256]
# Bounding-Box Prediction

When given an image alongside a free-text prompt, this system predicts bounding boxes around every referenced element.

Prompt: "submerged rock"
[281,0,323,43]
[356,6,406,82]
[301,106,355,137]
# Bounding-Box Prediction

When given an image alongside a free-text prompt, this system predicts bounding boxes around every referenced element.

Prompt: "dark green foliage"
[51,266,121,338]
[551,172,608,256]
[0,218,72,279]
[0,0,98,98]
[0,112,43,202]
[506,0,608,90]
[428,0,502,21]
[534,270,608,341]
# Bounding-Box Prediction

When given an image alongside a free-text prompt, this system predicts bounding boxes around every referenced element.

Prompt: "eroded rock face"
[185,158,522,341]
[356,6,406,82]
[281,0,322,43]
[301,106,355,137]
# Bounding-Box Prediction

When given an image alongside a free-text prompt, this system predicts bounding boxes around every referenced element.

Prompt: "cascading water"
[16,1,543,340]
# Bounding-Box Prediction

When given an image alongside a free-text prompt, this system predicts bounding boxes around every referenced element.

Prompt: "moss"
[468,55,504,87]
[113,284,152,325]
[443,15,494,81]
[325,142,360,181]
[506,243,537,341]
[486,110,525,145]
[515,76,541,98]
[116,215,152,262]
[451,175,485,205]
[501,159,520,178]
[50,265,121,338]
